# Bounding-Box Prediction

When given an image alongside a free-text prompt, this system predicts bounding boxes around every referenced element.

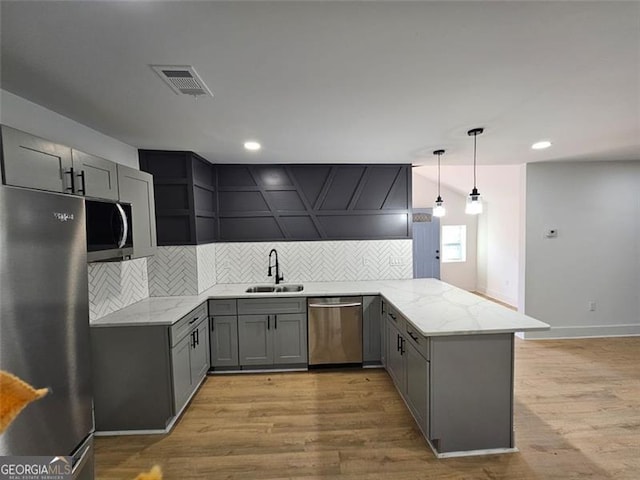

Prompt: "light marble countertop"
[90,279,549,336]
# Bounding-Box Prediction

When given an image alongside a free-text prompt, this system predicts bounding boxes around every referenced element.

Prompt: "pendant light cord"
[437,152,441,197]
[473,132,477,189]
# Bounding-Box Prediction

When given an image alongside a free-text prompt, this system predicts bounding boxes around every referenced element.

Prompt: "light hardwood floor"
[95,337,640,479]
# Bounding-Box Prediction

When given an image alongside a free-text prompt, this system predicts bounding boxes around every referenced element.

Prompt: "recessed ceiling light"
[531,140,552,150]
[244,141,261,151]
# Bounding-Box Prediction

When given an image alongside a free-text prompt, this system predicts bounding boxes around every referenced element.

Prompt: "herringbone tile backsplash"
[216,240,413,284]
[88,258,149,321]
[89,239,413,318]
[148,246,199,296]
[196,243,217,293]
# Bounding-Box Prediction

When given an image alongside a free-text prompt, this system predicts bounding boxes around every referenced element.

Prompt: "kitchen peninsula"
[90,278,549,458]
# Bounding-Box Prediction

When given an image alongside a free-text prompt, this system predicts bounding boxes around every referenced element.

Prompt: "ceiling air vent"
[151,65,213,97]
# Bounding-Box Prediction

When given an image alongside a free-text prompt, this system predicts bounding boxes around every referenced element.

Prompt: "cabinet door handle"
[64,167,75,192]
[401,338,406,355]
[195,328,199,346]
[397,334,401,352]
[274,314,277,329]
[77,170,86,195]
[267,315,270,330]
[191,332,196,349]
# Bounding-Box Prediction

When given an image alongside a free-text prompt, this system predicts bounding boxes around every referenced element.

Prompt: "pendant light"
[433,149,446,217]
[465,127,484,215]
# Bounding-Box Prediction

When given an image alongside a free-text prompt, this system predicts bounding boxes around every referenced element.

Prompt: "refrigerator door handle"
[115,203,129,249]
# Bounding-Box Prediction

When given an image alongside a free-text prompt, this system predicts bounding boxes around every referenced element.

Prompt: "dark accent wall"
[139,150,412,244]
[217,164,412,241]
[139,150,216,245]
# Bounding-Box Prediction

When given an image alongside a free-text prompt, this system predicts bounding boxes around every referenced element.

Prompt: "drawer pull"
[408,331,419,342]
[189,317,198,325]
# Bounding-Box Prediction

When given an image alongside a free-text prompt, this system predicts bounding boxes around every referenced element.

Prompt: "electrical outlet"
[588,301,596,312]
[389,257,404,266]
[362,257,371,266]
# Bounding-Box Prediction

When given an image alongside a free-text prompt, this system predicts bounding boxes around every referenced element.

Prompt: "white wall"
[415,165,522,305]
[475,165,522,306]
[0,89,138,168]
[412,171,478,291]
[523,160,640,338]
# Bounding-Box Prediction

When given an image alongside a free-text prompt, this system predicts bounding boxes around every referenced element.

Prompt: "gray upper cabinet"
[71,149,119,200]
[363,296,382,364]
[1,125,72,193]
[117,164,157,258]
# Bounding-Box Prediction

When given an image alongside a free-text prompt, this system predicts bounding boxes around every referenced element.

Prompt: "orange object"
[134,466,163,480]
[0,370,49,433]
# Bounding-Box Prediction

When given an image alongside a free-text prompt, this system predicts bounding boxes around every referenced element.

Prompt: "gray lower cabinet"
[210,315,239,367]
[429,334,513,454]
[272,313,307,364]
[386,321,406,390]
[171,334,193,414]
[382,301,515,455]
[238,313,307,367]
[71,149,119,200]
[380,299,388,367]
[91,325,174,432]
[1,125,72,193]
[172,316,210,414]
[405,340,430,435]
[192,318,210,385]
[91,302,209,432]
[384,316,430,437]
[117,164,157,258]
[363,296,382,364]
[238,315,272,366]
[237,298,308,368]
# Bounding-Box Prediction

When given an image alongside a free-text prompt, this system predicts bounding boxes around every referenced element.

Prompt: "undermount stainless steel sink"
[275,284,304,292]
[245,285,277,293]
[245,284,304,293]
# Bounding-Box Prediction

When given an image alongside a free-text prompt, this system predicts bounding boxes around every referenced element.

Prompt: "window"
[441,225,467,263]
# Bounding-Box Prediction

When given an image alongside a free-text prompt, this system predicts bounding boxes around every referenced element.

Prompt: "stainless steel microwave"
[86,199,133,262]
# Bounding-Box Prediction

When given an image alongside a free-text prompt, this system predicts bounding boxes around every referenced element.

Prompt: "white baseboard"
[522,324,640,340]
[475,287,517,308]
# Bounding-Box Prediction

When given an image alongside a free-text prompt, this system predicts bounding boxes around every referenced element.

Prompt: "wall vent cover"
[413,213,432,223]
[150,65,213,97]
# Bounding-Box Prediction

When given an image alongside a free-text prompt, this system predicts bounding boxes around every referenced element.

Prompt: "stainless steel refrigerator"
[0,185,94,479]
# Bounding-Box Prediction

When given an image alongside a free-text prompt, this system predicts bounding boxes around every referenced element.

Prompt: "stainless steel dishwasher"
[308,297,363,366]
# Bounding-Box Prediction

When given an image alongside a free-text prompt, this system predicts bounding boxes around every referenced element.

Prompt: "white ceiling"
[1,1,639,167]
